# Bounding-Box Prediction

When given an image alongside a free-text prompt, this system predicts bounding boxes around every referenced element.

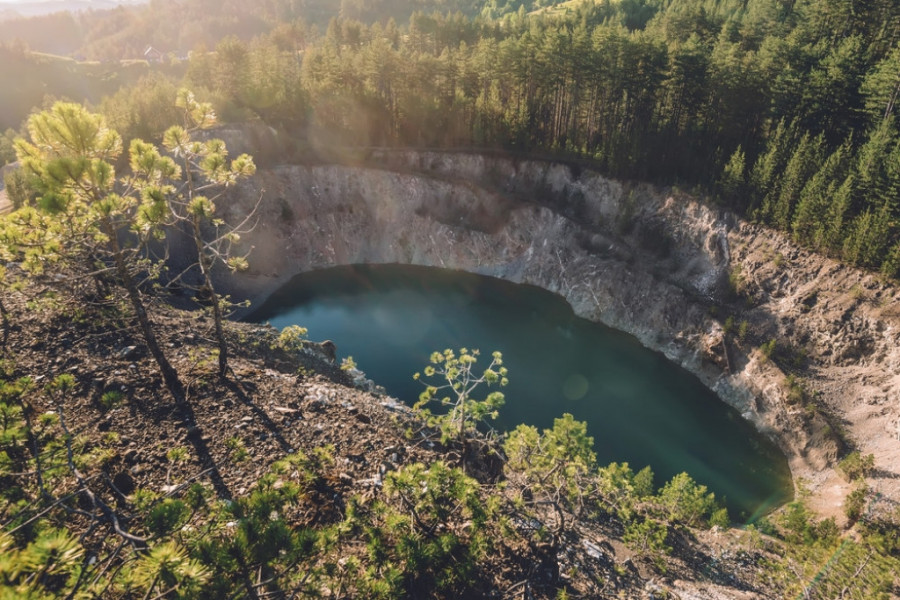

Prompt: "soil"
[0,277,790,598]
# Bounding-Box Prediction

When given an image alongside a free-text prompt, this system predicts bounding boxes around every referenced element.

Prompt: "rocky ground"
[0,276,800,598]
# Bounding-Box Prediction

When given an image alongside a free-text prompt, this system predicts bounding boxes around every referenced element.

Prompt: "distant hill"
[0,1,573,60]
[0,0,146,19]
[0,46,185,130]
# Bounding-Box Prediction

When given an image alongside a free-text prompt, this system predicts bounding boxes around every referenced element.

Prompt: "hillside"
[0,272,821,599]
[0,0,147,19]
[2,0,900,595]
[0,0,558,60]
[0,46,185,131]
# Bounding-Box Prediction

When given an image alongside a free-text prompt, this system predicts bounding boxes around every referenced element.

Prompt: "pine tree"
[791,141,850,248]
[749,119,795,220]
[163,90,257,379]
[861,45,900,127]
[769,132,825,230]
[9,102,186,403]
[717,144,746,208]
[817,174,854,255]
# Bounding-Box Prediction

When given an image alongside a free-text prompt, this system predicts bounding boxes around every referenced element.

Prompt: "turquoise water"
[249,263,792,520]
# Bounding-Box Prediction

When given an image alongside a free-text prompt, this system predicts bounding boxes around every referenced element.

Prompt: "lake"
[248,263,793,520]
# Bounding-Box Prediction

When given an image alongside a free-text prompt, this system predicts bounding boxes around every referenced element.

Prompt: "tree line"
[105,0,895,276]
[0,0,537,61]
[3,0,900,274]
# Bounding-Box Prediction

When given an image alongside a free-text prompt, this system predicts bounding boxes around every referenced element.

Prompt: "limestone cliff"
[215,149,900,510]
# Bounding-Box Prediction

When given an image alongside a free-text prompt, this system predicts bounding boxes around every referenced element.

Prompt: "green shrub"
[727,265,745,298]
[838,451,876,481]
[656,472,719,527]
[363,461,498,595]
[737,320,749,342]
[505,413,596,511]
[784,375,808,405]
[710,507,731,528]
[145,499,191,537]
[274,325,308,352]
[844,483,868,524]
[724,315,735,334]
[226,436,249,462]
[413,348,506,472]
[99,389,124,411]
[166,446,189,463]
[596,462,640,520]
[633,465,655,499]
[623,517,671,565]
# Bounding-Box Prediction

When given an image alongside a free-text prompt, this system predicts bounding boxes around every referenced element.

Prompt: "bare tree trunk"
[0,296,9,347]
[191,218,228,378]
[104,220,184,404]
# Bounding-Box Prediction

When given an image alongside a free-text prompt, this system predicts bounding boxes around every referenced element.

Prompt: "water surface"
[249,263,792,520]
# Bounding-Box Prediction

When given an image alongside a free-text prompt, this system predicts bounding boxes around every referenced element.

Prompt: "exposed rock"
[211,150,900,510]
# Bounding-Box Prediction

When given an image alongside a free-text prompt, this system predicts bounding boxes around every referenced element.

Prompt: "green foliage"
[146,499,192,537]
[162,88,257,378]
[723,315,735,334]
[98,389,124,411]
[99,72,181,143]
[717,145,746,206]
[413,348,506,465]
[596,462,640,520]
[2,168,36,211]
[384,461,490,538]
[783,374,808,405]
[2,100,187,400]
[710,507,731,528]
[0,378,31,448]
[727,265,747,300]
[776,498,840,547]
[859,505,900,556]
[166,446,190,463]
[225,436,249,462]
[656,472,720,528]
[505,413,596,511]
[349,460,497,596]
[633,465,655,499]
[623,517,671,564]
[844,482,869,524]
[0,528,84,598]
[0,128,16,165]
[837,451,876,482]
[762,491,900,600]
[760,338,777,361]
[737,319,749,342]
[126,540,210,597]
[274,325,308,353]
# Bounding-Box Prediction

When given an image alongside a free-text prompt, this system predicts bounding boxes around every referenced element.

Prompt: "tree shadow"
[224,377,294,454]
[871,467,900,481]
[175,400,233,501]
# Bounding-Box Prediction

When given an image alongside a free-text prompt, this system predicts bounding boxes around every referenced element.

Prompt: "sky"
[0,0,142,3]
[0,0,146,5]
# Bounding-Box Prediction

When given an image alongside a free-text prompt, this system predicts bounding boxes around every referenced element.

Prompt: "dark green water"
[249,263,792,520]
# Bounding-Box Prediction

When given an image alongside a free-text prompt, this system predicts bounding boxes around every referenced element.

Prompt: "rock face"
[216,149,900,507]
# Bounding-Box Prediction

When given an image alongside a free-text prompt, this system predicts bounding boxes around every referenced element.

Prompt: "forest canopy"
[2,0,900,274]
